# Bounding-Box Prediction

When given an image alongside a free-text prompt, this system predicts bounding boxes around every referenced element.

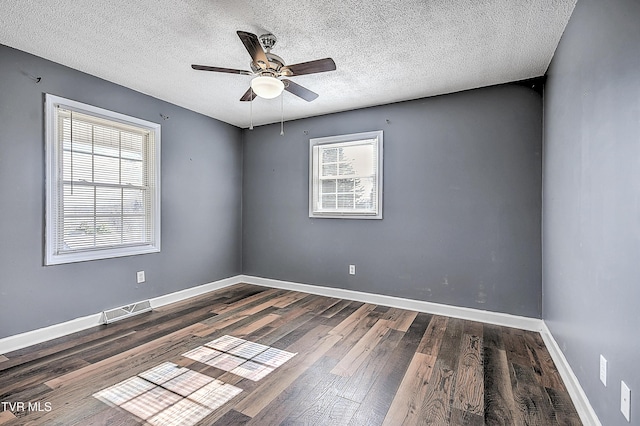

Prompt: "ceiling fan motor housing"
[259,33,277,51]
[251,53,290,76]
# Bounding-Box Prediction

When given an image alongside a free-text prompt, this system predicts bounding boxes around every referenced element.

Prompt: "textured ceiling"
[0,0,576,128]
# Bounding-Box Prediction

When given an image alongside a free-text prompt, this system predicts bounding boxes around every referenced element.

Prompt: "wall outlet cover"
[600,354,607,386]
[349,265,356,275]
[621,380,631,422]
[137,271,145,283]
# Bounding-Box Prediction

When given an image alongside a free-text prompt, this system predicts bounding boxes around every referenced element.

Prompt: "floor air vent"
[102,300,152,324]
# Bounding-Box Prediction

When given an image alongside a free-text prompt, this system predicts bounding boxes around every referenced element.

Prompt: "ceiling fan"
[192,31,336,102]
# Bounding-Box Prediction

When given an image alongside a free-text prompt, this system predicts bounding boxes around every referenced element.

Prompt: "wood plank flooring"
[0,284,581,425]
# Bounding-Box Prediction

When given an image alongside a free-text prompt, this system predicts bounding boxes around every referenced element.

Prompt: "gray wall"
[0,45,243,339]
[543,0,640,424]
[243,85,543,318]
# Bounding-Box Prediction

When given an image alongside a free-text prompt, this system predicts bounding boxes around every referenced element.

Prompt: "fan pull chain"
[249,88,254,130]
[280,93,284,136]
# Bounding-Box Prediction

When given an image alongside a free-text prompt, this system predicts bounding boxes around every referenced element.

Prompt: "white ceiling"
[0,0,576,128]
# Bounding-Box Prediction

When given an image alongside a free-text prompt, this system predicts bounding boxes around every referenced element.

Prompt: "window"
[309,130,383,219]
[45,94,161,265]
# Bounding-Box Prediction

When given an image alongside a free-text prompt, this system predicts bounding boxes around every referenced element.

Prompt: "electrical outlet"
[349,264,356,275]
[621,381,631,422]
[600,355,607,386]
[136,271,145,284]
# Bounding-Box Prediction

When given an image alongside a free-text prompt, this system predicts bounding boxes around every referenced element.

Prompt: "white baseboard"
[539,322,602,426]
[0,272,601,426]
[0,312,104,356]
[239,275,544,332]
[0,275,242,355]
[150,275,240,309]
[0,274,542,354]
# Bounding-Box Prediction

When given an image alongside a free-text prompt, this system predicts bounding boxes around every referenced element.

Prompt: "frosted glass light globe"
[250,76,284,99]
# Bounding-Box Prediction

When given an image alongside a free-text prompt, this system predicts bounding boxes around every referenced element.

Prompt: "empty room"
[0,0,638,424]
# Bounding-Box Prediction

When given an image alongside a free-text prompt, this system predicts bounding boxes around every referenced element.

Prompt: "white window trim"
[44,94,161,265]
[309,130,383,219]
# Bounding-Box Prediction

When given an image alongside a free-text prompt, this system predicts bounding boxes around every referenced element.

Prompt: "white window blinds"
[45,95,161,265]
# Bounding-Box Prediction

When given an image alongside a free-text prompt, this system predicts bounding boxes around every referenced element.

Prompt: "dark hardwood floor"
[0,284,581,425]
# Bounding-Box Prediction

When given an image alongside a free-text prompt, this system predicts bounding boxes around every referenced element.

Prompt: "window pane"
[321,195,336,209]
[63,151,93,182]
[94,155,120,184]
[123,188,145,214]
[68,120,93,146]
[123,216,147,244]
[96,187,122,215]
[342,144,374,176]
[321,179,337,193]
[63,185,94,216]
[337,162,353,176]
[337,193,355,209]
[355,177,376,208]
[322,163,337,177]
[322,148,337,163]
[63,217,95,251]
[93,125,119,151]
[122,158,143,186]
[337,179,354,192]
[121,133,144,160]
[94,217,122,247]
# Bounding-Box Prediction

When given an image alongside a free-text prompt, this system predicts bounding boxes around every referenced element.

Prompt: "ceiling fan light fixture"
[251,76,284,99]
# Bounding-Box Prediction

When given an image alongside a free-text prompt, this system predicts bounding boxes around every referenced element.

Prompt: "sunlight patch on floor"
[93,335,296,424]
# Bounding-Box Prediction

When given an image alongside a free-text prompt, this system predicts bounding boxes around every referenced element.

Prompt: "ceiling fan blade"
[282,79,319,102]
[191,64,252,75]
[237,31,270,68]
[285,58,336,76]
[239,87,257,102]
